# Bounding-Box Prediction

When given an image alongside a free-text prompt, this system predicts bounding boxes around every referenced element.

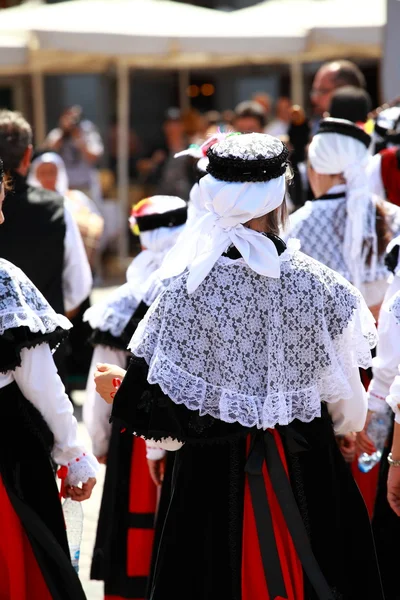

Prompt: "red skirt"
[242,430,304,600]
[0,475,52,600]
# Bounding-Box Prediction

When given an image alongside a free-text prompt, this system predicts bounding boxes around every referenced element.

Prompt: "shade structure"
[0,33,28,75]
[231,0,385,61]
[0,0,308,72]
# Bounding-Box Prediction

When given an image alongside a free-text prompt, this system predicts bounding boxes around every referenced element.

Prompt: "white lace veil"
[308,119,377,290]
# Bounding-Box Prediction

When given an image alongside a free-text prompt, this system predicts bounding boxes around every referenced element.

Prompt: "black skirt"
[111,356,384,600]
[0,380,86,600]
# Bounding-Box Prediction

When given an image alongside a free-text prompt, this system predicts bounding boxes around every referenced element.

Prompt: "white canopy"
[0,33,28,74]
[231,0,385,60]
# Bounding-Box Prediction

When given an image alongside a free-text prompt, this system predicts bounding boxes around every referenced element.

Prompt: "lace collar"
[129,251,376,431]
[0,259,71,337]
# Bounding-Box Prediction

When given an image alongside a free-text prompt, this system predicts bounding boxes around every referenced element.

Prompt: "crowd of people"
[2,57,400,600]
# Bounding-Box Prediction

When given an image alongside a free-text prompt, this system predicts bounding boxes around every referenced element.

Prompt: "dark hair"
[329,60,366,89]
[234,101,266,130]
[0,110,32,172]
[375,201,392,259]
[329,86,372,123]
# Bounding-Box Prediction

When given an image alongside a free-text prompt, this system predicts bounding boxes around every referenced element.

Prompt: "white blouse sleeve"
[13,344,98,485]
[368,307,400,413]
[367,153,385,199]
[83,345,127,457]
[387,374,400,424]
[63,206,93,312]
[327,366,368,435]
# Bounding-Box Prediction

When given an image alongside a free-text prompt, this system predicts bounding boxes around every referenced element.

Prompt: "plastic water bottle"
[358,407,392,473]
[62,498,84,573]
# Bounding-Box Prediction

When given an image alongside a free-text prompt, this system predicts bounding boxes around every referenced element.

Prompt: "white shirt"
[84,345,126,457]
[368,275,400,423]
[366,154,385,200]
[0,344,98,483]
[63,205,92,312]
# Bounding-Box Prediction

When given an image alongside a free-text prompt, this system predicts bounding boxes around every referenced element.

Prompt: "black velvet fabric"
[112,358,384,600]
[111,356,252,446]
[0,326,68,373]
[372,424,400,600]
[0,173,66,314]
[0,381,86,599]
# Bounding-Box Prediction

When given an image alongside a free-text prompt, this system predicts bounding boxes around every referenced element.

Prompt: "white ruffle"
[83,282,140,337]
[129,252,377,430]
[65,453,99,486]
[0,259,71,336]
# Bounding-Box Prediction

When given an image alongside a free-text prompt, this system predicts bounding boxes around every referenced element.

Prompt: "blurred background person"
[328,86,372,126]
[137,108,195,200]
[367,106,400,205]
[0,110,92,387]
[266,96,292,137]
[310,60,367,132]
[44,105,104,204]
[233,100,266,133]
[252,90,272,123]
[28,152,104,269]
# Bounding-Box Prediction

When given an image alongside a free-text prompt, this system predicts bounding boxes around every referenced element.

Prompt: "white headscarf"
[127,196,187,299]
[159,171,286,294]
[308,125,376,290]
[28,153,69,196]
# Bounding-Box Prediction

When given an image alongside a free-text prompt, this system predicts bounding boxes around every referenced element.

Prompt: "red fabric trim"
[242,431,304,600]
[128,437,157,514]
[381,147,400,207]
[127,528,155,578]
[0,475,52,600]
[126,437,157,579]
[351,460,380,519]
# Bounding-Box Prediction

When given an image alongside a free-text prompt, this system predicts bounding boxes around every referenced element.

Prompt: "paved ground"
[77,417,105,600]
[73,285,119,600]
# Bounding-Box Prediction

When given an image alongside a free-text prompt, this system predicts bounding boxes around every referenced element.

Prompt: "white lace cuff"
[65,453,99,486]
[368,391,389,413]
[146,445,166,461]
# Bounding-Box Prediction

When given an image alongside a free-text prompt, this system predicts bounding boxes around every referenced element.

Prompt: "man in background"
[44,105,104,202]
[233,101,266,134]
[0,110,92,382]
[310,60,366,130]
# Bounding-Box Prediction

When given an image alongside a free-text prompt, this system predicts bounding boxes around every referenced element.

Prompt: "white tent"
[231,0,385,60]
[0,33,28,74]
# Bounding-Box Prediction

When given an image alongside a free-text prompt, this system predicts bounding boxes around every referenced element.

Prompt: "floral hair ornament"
[174,130,241,160]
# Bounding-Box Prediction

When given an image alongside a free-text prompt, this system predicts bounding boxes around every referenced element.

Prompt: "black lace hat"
[315,118,371,149]
[206,132,290,183]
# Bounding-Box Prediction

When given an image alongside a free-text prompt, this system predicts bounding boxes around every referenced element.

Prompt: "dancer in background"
[0,159,98,600]
[100,133,383,600]
[357,236,400,599]
[287,117,400,512]
[28,151,104,381]
[88,195,187,600]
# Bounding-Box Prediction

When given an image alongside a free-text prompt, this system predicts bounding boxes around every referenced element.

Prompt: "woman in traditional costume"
[287,118,400,511]
[357,236,400,599]
[98,133,383,600]
[0,159,98,599]
[87,195,187,600]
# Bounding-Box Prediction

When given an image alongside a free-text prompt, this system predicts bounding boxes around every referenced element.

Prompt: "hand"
[388,466,400,516]
[96,455,107,465]
[94,363,126,404]
[147,457,166,487]
[65,477,96,502]
[356,411,376,455]
[337,433,356,463]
